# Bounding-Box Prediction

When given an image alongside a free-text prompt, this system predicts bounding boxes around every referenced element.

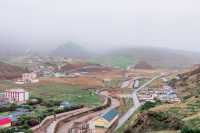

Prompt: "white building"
[134,80,140,88]
[22,72,39,84]
[4,89,29,104]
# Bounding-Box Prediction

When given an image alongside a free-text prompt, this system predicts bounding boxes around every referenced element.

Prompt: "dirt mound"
[125,111,183,133]
[134,61,154,70]
[0,62,28,80]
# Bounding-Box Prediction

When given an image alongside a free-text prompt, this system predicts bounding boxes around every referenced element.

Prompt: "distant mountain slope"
[0,62,28,80]
[51,42,90,58]
[0,44,26,56]
[92,47,200,69]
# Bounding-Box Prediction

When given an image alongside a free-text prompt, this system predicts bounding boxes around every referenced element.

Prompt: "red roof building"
[0,117,11,128]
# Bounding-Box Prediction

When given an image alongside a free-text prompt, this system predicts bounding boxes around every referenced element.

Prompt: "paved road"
[115,75,162,130]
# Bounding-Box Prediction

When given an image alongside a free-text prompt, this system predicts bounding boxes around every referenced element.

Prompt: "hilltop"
[0,62,28,80]
[51,42,90,58]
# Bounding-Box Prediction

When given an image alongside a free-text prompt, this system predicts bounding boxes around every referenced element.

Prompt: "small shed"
[59,101,73,109]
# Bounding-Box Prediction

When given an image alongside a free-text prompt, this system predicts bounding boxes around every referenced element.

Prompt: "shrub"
[140,101,161,111]
[0,103,17,112]
[181,126,200,133]
[0,128,15,133]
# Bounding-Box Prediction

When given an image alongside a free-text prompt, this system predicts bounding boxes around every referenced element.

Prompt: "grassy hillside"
[123,66,200,133]
[94,47,200,69]
[90,55,136,69]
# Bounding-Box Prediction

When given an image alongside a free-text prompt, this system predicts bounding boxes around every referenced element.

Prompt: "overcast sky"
[0,0,200,51]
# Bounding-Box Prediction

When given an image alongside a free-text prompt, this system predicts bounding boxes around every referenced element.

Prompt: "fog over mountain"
[1,0,200,53]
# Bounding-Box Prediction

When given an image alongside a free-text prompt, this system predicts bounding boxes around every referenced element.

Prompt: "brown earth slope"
[170,65,200,98]
[125,111,183,133]
[0,62,27,80]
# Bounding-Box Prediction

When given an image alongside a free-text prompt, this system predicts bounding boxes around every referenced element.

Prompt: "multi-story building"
[4,89,29,104]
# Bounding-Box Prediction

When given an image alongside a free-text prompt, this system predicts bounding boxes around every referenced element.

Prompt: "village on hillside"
[0,56,183,133]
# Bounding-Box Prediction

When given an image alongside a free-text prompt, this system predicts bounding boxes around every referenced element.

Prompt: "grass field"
[0,80,102,107]
[30,83,101,106]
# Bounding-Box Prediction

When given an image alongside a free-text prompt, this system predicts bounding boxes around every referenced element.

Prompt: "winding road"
[115,75,162,130]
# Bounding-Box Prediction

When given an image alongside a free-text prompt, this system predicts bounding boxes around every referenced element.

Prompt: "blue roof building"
[95,108,119,128]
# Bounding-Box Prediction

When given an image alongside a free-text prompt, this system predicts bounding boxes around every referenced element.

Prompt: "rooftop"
[5,88,27,93]
[102,109,118,122]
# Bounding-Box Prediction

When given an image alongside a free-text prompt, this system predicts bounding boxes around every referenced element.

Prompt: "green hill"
[91,47,200,69]
[51,42,90,58]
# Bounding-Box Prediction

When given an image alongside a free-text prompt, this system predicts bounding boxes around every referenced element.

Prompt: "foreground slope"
[125,66,200,133]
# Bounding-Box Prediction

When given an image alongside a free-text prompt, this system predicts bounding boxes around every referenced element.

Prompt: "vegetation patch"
[140,101,162,112]
[125,111,183,133]
[89,55,136,69]
[30,83,101,107]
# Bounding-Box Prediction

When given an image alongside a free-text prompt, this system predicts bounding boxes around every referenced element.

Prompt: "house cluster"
[33,65,55,77]
[0,106,30,128]
[15,72,39,84]
[121,78,140,89]
[0,88,29,105]
[137,86,180,103]
[0,89,30,128]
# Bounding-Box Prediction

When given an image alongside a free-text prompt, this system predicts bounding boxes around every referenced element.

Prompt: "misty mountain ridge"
[90,46,200,69]
[51,42,91,58]
[1,42,200,69]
